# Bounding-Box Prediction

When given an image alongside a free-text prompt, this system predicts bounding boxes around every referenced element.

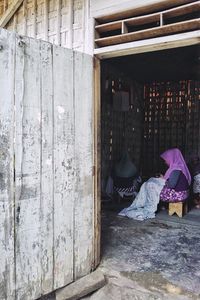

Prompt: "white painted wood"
[83,0,94,55]
[22,0,27,36]
[56,0,61,45]
[73,0,84,51]
[14,35,42,300]
[91,0,155,13]
[0,0,23,27]
[36,0,45,40]
[44,0,48,40]
[90,0,192,19]
[53,44,74,289]
[40,40,54,295]
[68,0,73,49]
[74,51,94,279]
[0,28,15,300]
[94,30,200,59]
[32,0,36,38]
[0,28,95,299]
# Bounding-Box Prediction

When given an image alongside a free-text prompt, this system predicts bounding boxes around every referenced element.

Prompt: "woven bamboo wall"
[101,69,200,184]
[142,79,200,178]
[101,62,143,193]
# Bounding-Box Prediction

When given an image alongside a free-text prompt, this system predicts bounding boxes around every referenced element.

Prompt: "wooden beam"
[164,1,200,19]
[122,21,128,34]
[96,20,122,33]
[93,57,101,269]
[0,0,24,27]
[56,270,106,300]
[95,0,195,23]
[94,30,200,59]
[160,13,164,27]
[125,12,160,27]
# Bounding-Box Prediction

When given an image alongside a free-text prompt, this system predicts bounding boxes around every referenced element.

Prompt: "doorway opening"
[100,44,200,217]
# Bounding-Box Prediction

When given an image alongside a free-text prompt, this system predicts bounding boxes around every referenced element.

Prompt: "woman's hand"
[155,173,163,178]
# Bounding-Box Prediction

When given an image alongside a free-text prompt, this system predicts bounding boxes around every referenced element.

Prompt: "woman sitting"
[106,151,141,200]
[119,148,191,221]
[160,148,191,203]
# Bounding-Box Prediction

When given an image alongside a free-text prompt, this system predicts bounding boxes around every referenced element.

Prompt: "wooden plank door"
[0,28,95,299]
[0,29,15,300]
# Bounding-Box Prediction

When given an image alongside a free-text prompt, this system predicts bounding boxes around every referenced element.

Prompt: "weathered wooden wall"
[0,28,94,300]
[0,0,191,55]
[1,0,93,54]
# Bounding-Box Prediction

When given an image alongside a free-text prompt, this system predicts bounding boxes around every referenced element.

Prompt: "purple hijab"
[160,148,191,185]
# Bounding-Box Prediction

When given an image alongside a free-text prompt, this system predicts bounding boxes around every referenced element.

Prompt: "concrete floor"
[84,203,200,300]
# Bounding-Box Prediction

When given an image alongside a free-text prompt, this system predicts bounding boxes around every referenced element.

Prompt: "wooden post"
[93,57,101,269]
[160,13,163,26]
[122,21,128,34]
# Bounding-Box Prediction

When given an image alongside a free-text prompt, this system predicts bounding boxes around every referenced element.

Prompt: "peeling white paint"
[0,28,94,300]
[46,158,52,166]
[37,112,41,123]
[57,105,65,114]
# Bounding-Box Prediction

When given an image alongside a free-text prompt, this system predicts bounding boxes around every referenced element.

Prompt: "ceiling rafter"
[0,0,24,27]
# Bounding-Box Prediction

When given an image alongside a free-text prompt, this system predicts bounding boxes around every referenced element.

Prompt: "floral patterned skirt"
[160,186,189,203]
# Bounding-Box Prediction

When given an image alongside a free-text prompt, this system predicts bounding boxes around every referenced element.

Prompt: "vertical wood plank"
[57,0,61,45]
[68,0,73,49]
[33,0,37,38]
[14,35,42,300]
[93,57,101,268]
[40,40,54,294]
[44,0,49,41]
[74,51,94,279]
[0,28,15,300]
[23,0,27,36]
[53,45,74,289]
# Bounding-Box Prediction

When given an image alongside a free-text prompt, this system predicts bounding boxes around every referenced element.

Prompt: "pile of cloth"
[106,152,141,199]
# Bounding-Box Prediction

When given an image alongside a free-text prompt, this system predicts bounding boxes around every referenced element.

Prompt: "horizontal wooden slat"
[164,1,200,19]
[95,1,200,38]
[125,12,160,27]
[95,19,200,47]
[95,20,122,33]
[94,31,200,60]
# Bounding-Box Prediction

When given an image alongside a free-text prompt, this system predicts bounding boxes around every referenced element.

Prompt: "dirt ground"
[83,203,200,300]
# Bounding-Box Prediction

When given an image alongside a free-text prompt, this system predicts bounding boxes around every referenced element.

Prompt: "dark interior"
[101,45,200,202]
